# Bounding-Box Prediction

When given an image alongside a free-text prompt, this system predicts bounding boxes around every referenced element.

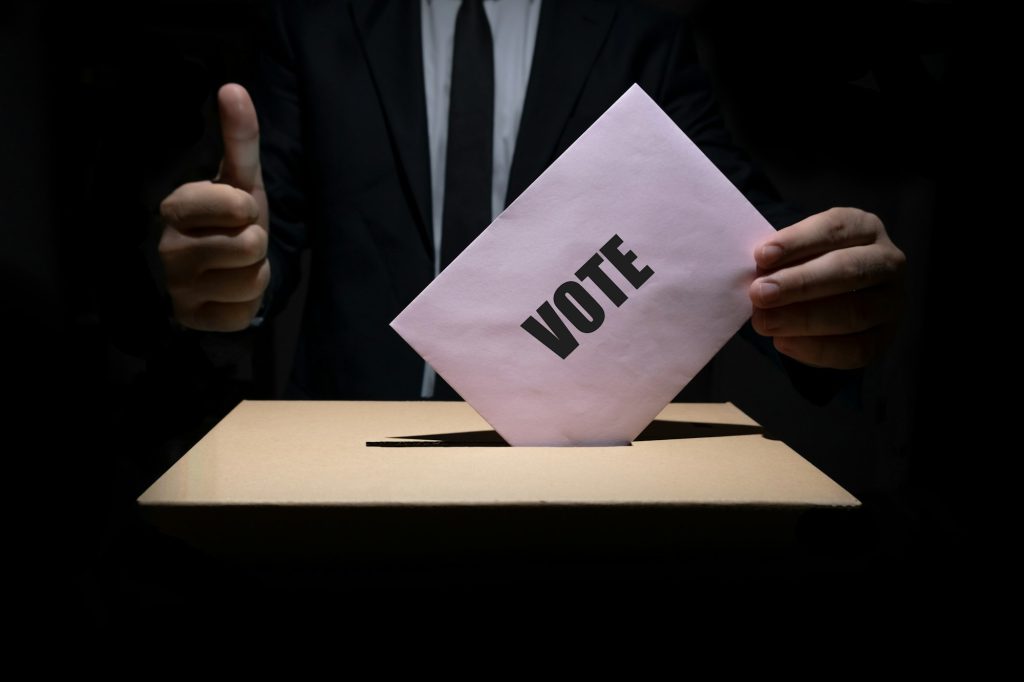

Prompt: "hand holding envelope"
[392,84,777,446]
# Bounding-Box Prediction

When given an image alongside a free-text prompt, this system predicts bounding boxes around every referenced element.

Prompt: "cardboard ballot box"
[138,401,858,557]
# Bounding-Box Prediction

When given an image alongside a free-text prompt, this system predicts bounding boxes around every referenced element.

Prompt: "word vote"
[521,234,654,359]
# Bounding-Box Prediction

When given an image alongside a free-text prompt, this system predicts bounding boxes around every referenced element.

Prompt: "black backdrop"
[3,0,969,633]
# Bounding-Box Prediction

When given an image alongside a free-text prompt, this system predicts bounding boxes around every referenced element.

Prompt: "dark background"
[3,0,969,632]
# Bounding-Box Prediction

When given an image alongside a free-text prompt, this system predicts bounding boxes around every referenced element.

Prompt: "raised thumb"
[216,83,261,192]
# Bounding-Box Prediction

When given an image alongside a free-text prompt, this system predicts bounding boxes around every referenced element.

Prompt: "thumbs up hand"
[159,84,270,331]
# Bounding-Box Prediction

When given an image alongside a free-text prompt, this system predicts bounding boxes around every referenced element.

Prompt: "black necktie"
[439,0,494,270]
[433,0,494,400]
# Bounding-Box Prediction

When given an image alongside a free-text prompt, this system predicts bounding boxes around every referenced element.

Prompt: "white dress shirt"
[419,0,542,397]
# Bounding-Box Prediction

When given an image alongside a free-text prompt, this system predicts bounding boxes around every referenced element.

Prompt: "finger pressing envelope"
[750,244,903,308]
[755,208,882,269]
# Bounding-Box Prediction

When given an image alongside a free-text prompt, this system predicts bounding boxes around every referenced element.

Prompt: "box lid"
[138,401,858,508]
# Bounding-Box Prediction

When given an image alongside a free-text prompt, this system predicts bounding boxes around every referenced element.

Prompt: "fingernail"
[760,309,780,331]
[759,244,783,264]
[759,280,781,303]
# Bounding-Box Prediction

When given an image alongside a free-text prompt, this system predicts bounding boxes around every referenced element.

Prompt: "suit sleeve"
[253,1,308,318]
[653,23,857,405]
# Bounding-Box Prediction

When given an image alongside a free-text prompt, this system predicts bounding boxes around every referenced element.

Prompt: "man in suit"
[157,0,905,400]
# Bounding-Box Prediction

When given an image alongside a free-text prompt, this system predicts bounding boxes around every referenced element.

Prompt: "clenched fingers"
[168,260,270,304]
[160,223,268,282]
[175,298,265,333]
[160,181,260,230]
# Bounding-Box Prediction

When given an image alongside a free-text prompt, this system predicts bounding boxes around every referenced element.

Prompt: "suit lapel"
[350,0,434,257]
[505,0,617,207]
[348,0,617,248]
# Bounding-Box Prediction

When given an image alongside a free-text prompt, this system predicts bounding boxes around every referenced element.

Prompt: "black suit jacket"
[256,0,804,400]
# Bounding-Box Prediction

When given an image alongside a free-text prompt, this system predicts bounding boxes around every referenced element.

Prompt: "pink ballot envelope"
[391,84,776,446]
